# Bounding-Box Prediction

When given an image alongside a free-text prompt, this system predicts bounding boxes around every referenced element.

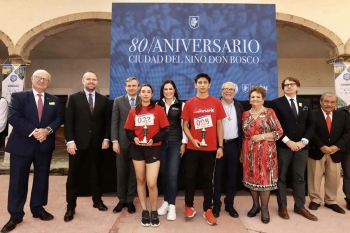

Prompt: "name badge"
[135,113,154,126]
[194,115,213,130]
[49,102,55,105]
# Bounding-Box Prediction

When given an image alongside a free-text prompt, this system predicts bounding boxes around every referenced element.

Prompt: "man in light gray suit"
[111,77,140,213]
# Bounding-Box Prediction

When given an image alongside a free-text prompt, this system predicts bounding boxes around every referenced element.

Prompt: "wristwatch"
[218,146,224,149]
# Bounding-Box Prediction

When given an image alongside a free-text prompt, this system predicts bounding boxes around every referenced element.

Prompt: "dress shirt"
[222,100,238,139]
[0,98,8,133]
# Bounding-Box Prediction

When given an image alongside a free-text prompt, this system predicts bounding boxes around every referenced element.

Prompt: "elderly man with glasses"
[1,70,63,233]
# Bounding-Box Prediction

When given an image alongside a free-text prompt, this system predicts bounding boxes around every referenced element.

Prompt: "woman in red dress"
[241,86,283,224]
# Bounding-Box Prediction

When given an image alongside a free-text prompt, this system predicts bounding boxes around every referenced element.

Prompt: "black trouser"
[184,149,216,211]
[116,146,136,203]
[66,142,102,208]
[342,154,350,203]
[213,139,240,207]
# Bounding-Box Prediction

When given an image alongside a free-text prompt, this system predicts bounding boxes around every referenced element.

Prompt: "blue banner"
[110,3,278,100]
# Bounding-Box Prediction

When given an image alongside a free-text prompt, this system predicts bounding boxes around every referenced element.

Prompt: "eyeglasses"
[34,76,50,83]
[222,88,235,92]
[284,83,296,88]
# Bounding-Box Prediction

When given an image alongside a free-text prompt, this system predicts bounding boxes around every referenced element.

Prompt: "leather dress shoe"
[33,210,54,221]
[64,208,75,222]
[293,208,318,221]
[225,205,239,218]
[0,218,22,233]
[346,202,350,211]
[308,202,320,210]
[112,201,126,213]
[93,200,108,211]
[212,206,221,218]
[324,204,345,214]
[278,207,289,219]
[261,211,270,224]
[247,206,260,217]
[127,202,136,213]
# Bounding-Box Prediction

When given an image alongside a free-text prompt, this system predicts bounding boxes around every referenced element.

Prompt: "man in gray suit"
[111,77,140,213]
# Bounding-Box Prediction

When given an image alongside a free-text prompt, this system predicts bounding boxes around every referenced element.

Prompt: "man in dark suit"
[339,105,350,211]
[64,71,111,222]
[213,82,243,218]
[111,77,140,213]
[271,77,317,221]
[1,70,63,233]
[308,93,350,214]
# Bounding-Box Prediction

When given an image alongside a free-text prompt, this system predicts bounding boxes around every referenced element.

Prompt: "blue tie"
[130,98,135,107]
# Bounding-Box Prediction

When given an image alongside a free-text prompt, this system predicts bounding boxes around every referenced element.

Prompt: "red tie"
[326,113,331,133]
[38,94,43,122]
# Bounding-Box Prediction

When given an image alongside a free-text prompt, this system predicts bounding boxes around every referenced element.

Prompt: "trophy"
[140,119,148,145]
[200,123,208,147]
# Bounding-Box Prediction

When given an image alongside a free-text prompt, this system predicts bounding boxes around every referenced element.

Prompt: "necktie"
[290,99,298,118]
[326,113,332,133]
[37,94,43,122]
[130,98,135,107]
[88,94,93,113]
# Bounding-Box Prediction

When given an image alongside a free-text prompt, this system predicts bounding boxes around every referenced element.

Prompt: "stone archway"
[14,12,111,64]
[0,30,14,58]
[276,13,344,57]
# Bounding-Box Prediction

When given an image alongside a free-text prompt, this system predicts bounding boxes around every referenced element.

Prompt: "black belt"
[224,138,238,143]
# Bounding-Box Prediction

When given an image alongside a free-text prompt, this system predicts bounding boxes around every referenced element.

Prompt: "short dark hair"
[125,77,140,86]
[281,77,301,89]
[249,86,266,99]
[194,73,211,83]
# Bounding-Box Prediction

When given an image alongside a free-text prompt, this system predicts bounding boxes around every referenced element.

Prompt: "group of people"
[1,70,350,232]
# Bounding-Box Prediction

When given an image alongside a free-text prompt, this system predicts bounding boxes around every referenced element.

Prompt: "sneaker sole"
[151,222,160,227]
[203,213,217,226]
[141,222,150,227]
[185,211,196,220]
[157,209,168,216]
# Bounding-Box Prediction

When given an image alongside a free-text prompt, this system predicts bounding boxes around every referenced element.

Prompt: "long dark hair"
[158,80,180,102]
[135,83,155,114]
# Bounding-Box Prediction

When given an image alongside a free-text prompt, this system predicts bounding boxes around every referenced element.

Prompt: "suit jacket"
[6,90,63,156]
[271,96,315,149]
[111,95,140,149]
[339,106,350,155]
[233,99,244,149]
[309,109,350,163]
[64,91,110,150]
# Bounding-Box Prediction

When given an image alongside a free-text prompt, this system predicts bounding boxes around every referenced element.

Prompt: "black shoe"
[247,206,261,217]
[141,210,150,227]
[112,201,126,213]
[324,204,345,214]
[32,210,54,221]
[225,205,239,218]
[150,211,160,227]
[212,206,221,218]
[261,211,270,224]
[93,200,108,211]
[308,202,320,210]
[127,202,136,214]
[0,218,23,233]
[64,208,75,222]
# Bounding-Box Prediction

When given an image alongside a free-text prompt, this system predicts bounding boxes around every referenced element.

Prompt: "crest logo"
[343,73,350,81]
[10,75,17,82]
[242,84,250,93]
[189,16,199,29]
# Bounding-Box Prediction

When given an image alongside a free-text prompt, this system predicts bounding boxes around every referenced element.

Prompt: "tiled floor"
[0,175,348,233]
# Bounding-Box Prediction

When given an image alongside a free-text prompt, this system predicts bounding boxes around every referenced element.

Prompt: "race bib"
[194,115,213,130]
[135,114,154,126]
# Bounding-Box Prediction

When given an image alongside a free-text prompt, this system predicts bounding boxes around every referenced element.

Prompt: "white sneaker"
[157,201,169,215]
[167,204,176,221]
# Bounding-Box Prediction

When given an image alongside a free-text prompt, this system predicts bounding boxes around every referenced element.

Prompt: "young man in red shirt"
[181,73,226,226]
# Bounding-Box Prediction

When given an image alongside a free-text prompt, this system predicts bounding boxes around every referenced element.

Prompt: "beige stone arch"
[344,38,350,55]
[14,12,111,64]
[277,13,344,57]
[0,30,14,58]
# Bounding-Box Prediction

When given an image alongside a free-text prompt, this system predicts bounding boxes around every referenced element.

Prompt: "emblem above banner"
[110,3,278,100]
